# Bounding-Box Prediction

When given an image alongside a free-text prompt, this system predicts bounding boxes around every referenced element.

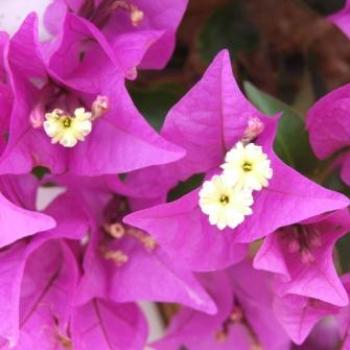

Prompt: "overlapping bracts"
[0,1,348,349]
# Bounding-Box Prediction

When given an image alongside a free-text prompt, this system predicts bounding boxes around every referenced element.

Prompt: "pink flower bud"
[126,66,138,80]
[29,104,45,128]
[91,95,109,120]
[242,116,264,143]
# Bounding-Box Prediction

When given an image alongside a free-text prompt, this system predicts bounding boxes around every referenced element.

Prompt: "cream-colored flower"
[221,142,273,191]
[199,174,253,230]
[43,108,92,148]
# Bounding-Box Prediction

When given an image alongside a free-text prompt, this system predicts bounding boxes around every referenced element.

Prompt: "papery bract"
[153,261,290,350]
[125,50,349,272]
[329,0,350,38]
[334,275,350,349]
[307,83,350,185]
[254,209,350,306]
[0,239,77,349]
[8,240,78,350]
[49,177,217,314]
[44,0,189,70]
[273,294,339,345]
[0,174,55,248]
[0,14,184,176]
[71,299,148,350]
[0,190,89,347]
[292,317,340,350]
[0,31,13,155]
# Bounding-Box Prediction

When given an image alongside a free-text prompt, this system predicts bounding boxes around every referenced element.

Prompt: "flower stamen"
[104,222,157,251]
[242,116,264,143]
[102,248,129,266]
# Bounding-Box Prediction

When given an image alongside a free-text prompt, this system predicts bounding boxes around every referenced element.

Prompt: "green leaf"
[130,84,184,131]
[325,169,350,273]
[198,1,259,63]
[167,174,204,202]
[302,0,345,15]
[244,81,318,176]
[336,233,350,273]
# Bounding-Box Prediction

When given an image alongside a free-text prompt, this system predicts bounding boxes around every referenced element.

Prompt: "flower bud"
[242,116,264,143]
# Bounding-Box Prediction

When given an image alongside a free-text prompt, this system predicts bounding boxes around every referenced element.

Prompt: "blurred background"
[130,0,349,128]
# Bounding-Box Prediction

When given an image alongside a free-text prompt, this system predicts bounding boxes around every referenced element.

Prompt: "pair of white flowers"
[199,142,273,230]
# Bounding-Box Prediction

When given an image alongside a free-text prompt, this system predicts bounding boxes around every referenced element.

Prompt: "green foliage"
[167,174,204,202]
[244,82,318,176]
[302,0,345,15]
[337,233,350,273]
[198,1,259,63]
[130,84,184,131]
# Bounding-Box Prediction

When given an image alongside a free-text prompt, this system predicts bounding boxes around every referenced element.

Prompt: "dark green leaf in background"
[198,1,259,63]
[244,81,318,176]
[302,0,345,15]
[324,171,350,272]
[167,174,204,202]
[336,232,350,273]
[130,84,184,131]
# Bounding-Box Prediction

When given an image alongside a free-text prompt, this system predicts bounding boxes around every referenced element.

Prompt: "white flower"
[199,174,253,230]
[221,142,273,191]
[43,108,92,148]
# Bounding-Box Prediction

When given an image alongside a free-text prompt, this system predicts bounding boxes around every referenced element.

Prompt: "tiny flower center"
[242,161,253,172]
[219,194,230,205]
[62,117,72,128]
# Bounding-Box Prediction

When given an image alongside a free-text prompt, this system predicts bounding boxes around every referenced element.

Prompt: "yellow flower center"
[219,194,230,205]
[242,161,253,172]
[62,117,72,128]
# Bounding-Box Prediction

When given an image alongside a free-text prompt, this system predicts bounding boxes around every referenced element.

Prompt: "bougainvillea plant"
[0,0,350,349]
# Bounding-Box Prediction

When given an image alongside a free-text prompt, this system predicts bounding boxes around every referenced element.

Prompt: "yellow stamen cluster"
[111,1,144,26]
[103,249,129,266]
[199,141,273,230]
[101,222,156,267]
[130,4,144,26]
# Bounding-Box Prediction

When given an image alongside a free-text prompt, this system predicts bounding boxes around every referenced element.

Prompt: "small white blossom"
[221,142,273,191]
[199,174,253,230]
[43,108,92,148]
